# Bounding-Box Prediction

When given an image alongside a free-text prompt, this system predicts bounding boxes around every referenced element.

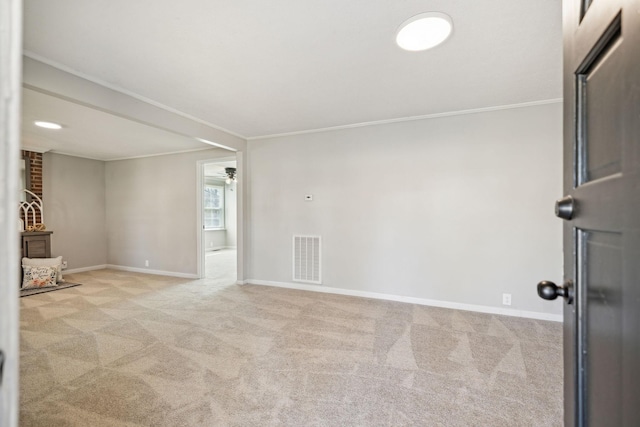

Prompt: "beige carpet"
[20,268,562,426]
[205,249,237,281]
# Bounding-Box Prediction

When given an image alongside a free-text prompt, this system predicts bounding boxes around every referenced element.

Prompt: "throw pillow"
[22,256,64,283]
[22,265,59,289]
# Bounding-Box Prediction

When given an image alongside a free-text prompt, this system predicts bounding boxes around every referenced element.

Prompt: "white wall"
[247,103,563,316]
[204,230,227,250]
[43,153,107,269]
[105,148,232,275]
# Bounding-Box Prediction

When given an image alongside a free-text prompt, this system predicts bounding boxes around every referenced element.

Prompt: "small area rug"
[20,282,81,297]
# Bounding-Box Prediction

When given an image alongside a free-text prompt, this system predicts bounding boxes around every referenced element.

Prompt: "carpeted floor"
[19,268,562,426]
[205,249,236,281]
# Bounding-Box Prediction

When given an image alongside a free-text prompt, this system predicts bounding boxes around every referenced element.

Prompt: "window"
[204,184,225,229]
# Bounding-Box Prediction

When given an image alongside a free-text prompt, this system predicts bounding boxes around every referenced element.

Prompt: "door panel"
[553,0,639,426]
[581,40,622,183]
[572,1,621,63]
[583,230,623,426]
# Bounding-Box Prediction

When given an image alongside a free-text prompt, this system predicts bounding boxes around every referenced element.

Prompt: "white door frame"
[0,0,22,425]
[196,153,244,281]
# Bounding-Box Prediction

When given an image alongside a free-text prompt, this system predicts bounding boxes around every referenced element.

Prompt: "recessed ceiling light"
[396,12,453,52]
[34,121,62,130]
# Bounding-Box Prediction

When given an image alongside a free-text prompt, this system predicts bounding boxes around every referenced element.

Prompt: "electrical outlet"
[145,260,149,267]
[502,293,512,306]
[305,195,313,201]
[61,261,68,270]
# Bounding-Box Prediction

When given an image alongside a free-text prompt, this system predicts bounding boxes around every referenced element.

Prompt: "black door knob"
[537,280,573,304]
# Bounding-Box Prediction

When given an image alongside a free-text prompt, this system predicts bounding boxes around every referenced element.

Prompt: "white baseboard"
[64,264,108,275]
[60,268,562,322]
[246,279,563,322]
[106,264,199,279]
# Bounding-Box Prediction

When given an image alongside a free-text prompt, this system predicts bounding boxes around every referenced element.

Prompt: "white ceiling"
[22,0,562,158]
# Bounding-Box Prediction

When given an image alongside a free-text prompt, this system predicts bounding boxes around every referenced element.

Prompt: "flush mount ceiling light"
[34,121,62,130]
[396,12,453,51]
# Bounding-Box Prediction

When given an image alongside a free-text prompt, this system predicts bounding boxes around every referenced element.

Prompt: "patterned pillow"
[22,256,64,283]
[22,265,59,290]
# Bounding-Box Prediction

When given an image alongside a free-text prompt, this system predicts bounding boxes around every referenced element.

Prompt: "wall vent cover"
[293,235,321,284]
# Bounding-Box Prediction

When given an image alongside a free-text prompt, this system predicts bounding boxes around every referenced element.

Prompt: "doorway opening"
[201,159,237,283]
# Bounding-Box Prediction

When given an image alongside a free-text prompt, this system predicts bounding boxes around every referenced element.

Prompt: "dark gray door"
[537,0,640,425]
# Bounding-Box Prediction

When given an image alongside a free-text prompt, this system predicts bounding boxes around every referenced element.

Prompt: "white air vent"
[293,235,321,284]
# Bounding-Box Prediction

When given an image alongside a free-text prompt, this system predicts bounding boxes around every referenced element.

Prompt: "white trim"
[34,150,103,162]
[235,151,245,283]
[0,0,23,423]
[246,279,563,322]
[247,99,564,141]
[24,142,217,163]
[106,146,214,162]
[195,138,238,153]
[196,160,204,278]
[63,264,107,275]
[106,264,199,279]
[197,156,239,279]
[22,51,247,140]
[20,145,50,154]
[52,146,214,162]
